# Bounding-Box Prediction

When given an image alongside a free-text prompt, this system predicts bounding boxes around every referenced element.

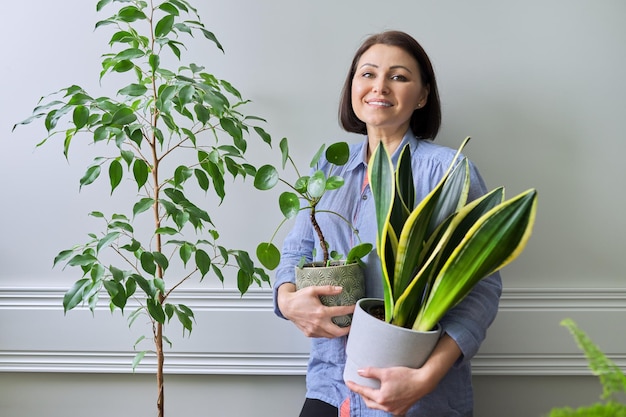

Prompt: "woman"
[273,30,502,417]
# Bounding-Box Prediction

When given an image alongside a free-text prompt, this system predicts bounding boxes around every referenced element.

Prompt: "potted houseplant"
[344,137,538,387]
[253,137,373,326]
[545,319,626,417]
[13,0,272,416]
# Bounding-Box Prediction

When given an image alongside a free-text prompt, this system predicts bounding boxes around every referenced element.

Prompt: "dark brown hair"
[339,30,441,139]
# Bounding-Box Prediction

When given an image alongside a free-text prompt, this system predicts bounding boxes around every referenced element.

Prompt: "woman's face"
[351,44,429,137]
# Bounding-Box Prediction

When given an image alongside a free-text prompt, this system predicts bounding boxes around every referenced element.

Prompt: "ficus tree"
[13,0,272,415]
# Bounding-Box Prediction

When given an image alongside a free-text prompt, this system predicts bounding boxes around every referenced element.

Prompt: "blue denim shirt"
[273,131,502,416]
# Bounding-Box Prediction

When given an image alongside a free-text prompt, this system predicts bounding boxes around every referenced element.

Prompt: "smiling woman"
[2,0,625,416]
[274,30,502,417]
[350,44,428,149]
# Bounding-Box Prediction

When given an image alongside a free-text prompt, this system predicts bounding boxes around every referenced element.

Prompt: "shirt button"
[362,194,368,200]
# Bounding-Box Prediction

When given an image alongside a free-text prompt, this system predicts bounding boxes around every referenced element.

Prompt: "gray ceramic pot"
[295,261,365,327]
[343,298,442,389]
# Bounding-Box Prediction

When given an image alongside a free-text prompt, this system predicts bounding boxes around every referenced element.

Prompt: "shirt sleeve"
[272,205,316,319]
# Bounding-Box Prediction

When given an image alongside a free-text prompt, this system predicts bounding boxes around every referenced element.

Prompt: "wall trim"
[1,287,625,375]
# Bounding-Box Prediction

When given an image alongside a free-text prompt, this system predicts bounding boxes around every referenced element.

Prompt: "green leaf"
[96,0,113,12]
[53,249,75,268]
[115,48,145,61]
[174,304,194,334]
[326,142,349,166]
[279,192,300,219]
[149,54,160,73]
[109,30,134,45]
[237,269,252,295]
[155,15,175,37]
[309,144,325,168]
[346,242,373,264]
[117,6,147,23]
[194,103,209,124]
[415,189,538,331]
[253,165,278,190]
[205,161,225,201]
[158,2,180,15]
[133,197,154,217]
[194,169,209,191]
[133,159,149,189]
[256,242,280,270]
[179,84,195,104]
[155,226,178,235]
[113,59,134,73]
[79,165,101,189]
[140,251,156,276]
[560,318,626,401]
[132,351,146,371]
[131,274,156,298]
[211,264,225,283]
[153,252,169,272]
[154,278,166,295]
[147,298,166,324]
[199,28,224,52]
[111,107,136,126]
[104,280,127,310]
[174,165,193,188]
[118,83,148,97]
[109,159,123,194]
[97,232,120,254]
[325,175,344,191]
[195,249,211,278]
[253,126,272,146]
[63,278,91,312]
[368,142,396,321]
[73,105,89,129]
[279,137,289,169]
[307,170,326,198]
[179,243,193,266]
[220,118,243,146]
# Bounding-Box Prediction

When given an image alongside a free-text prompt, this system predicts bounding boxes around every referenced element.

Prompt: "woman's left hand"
[345,334,462,415]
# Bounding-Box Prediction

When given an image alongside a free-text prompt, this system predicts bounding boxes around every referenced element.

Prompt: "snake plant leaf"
[395,145,415,212]
[428,158,470,235]
[389,146,414,240]
[392,156,470,301]
[413,188,538,331]
[393,187,506,327]
[368,142,396,320]
[424,187,506,273]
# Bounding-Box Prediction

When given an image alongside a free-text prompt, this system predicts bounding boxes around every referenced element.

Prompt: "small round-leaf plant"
[253,137,373,270]
[13,0,272,415]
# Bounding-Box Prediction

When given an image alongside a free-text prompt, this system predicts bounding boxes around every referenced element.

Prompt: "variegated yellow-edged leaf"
[368,142,396,320]
[413,188,537,331]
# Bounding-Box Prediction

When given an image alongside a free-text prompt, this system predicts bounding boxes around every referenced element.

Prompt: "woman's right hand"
[277,283,354,338]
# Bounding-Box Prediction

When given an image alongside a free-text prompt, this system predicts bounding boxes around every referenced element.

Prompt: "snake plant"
[369,137,538,332]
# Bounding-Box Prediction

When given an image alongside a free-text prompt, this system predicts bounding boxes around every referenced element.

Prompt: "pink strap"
[340,397,350,417]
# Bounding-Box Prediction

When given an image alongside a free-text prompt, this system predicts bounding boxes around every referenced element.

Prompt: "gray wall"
[1,0,625,416]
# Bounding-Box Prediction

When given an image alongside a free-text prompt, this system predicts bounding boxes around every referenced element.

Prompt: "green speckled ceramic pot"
[295,261,365,327]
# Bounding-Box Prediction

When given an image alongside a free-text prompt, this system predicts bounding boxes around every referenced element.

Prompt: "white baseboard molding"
[1,287,625,376]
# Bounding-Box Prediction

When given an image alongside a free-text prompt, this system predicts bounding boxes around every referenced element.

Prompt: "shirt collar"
[354,128,419,169]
